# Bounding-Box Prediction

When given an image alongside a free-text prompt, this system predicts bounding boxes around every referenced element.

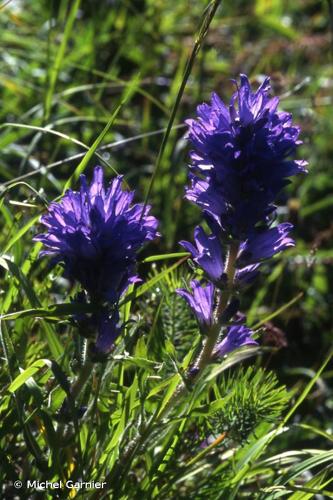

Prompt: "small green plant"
[210,367,290,444]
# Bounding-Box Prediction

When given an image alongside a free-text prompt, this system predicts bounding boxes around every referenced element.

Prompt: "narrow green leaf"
[142,252,189,263]
[120,256,188,306]
[301,195,333,218]
[44,0,82,121]
[251,292,304,329]
[0,301,96,321]
[3,216,40,254]
[63,73,141,191]
[8,359,53,393]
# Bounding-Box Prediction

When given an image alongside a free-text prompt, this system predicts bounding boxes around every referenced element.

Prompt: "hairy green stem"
[56,358,93,443]
[155,241,240,421]
[70,359,94,399]
[196,240,239,372]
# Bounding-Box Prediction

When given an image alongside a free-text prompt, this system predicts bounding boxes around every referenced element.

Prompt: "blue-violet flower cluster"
[35,166,159,355]
[177,75,306,361]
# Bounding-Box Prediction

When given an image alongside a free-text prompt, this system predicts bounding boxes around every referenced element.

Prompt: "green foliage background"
[0,0,332,498]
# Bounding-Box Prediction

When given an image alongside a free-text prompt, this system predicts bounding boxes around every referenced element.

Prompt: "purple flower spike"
[238,223,294,267]
[178,74,307,365]
[215,324,258,357]
[180,226,224,282]
[176,280,215,330]
[35,166,159,355]
[185,74,307,239]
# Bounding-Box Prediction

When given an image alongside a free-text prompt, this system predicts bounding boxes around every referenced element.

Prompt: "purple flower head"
[35,166,159,354]
[237,222,294,267]
[176,280,215,330]
[215,323,257,357]
[35,166,159,302]
[186,75,307,239]
[180,226,224,283]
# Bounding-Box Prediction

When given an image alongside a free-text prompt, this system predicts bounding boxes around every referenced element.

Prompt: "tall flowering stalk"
[35,166,159,357]
[177,74,307,373]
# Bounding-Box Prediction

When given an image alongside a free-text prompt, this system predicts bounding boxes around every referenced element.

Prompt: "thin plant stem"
[155,242,240,420]
[70,359,94,400]
[196,240,239,372]
[186,432,227,467]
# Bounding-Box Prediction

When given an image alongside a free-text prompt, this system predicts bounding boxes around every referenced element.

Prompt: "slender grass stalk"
[141,0,222,217]
[1,124,185,187]
[44,0,81,123]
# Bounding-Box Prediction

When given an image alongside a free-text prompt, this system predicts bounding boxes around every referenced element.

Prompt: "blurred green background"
[0,0,332,465]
